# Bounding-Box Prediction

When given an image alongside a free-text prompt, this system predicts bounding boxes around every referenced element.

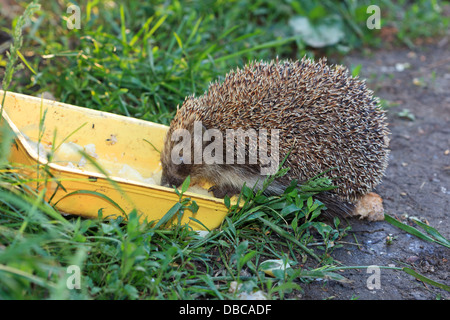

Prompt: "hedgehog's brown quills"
[160,57,390,217]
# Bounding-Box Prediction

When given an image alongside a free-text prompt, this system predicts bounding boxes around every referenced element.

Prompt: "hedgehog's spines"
[162,58,390,207]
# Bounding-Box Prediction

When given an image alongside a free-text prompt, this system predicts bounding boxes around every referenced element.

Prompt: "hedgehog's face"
[160,157,193,189]
[160,111,204,188]
[160,127,194,188]
[160,161,191,189]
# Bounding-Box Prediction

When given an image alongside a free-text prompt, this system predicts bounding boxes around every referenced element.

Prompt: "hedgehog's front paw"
[208,185,240,199]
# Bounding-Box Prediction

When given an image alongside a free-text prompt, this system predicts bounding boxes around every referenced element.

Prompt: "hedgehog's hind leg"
[351,192,385,221]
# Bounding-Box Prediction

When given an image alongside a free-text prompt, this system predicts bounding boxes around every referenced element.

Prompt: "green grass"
[2,0,447,123]
[0,0,449,300]
[0,164,352,299]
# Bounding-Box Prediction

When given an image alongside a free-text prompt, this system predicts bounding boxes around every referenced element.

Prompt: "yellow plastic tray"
[0,90,230,230]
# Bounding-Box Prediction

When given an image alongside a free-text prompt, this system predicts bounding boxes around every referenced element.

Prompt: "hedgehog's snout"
[161,170,183,189]
[161,136,186,188]
[160,172,169,187]
[160,161,189,189]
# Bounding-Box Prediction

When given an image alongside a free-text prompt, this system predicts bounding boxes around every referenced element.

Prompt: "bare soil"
[301,40,450,300]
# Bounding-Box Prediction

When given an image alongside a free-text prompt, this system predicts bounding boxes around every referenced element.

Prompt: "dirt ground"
[300,39,450,300]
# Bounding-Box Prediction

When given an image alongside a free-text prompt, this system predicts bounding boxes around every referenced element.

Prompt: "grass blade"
[153,202,182,229]
[53,122,88,153]
[129,16,154,47]
[173,32,183,49]
[257,217,321,262]
[120,4,127,45]
[0,264,56,289]
[148,15,168,38]
[52,189,127,215]
[0,187,70,226]
[385,214,449,248]
[214,36,297,63]
[199,274,224,300]
[411,218,450,248]
[403,267,450,291]
[17,50,37,75]
[296,269,352,283]
[385,214,436,243]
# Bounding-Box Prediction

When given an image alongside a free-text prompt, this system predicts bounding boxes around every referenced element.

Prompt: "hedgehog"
[160,57,390,218]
